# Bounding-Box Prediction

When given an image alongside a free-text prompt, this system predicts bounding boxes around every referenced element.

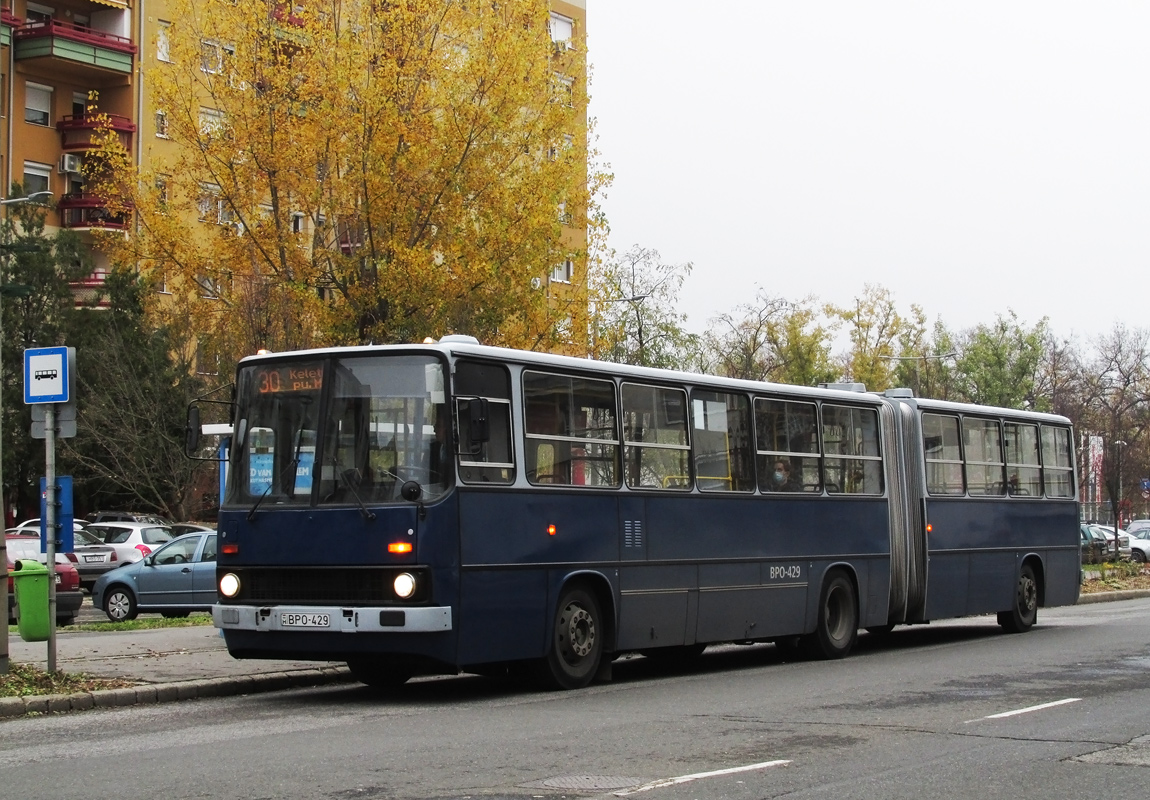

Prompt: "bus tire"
[540,586,603,690]
[346,658,413,690]
[802,570,858,660]
[998,563,1038,633]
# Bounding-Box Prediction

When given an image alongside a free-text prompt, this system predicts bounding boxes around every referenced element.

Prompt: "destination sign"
[254,363,323,394]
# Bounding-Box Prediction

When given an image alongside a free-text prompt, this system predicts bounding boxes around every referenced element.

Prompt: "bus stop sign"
[24,346,71,404]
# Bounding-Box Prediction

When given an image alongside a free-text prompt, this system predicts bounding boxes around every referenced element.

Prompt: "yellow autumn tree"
[90,0,601,365]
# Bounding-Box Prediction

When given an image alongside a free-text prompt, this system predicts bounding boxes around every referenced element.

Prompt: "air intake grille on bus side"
[624,520,643,549]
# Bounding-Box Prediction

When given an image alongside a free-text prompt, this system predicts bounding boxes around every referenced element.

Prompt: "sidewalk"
[0,624,354,719]
[4,588,1150,719]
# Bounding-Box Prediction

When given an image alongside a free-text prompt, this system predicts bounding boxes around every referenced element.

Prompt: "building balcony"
[70,273,111,307]
[14,20,137,76]
[0,8,17,46]
[58,192,131,230]
[57,113,136,152]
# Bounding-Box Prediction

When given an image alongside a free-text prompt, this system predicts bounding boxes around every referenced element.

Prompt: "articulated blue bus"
[198,336,1080,689]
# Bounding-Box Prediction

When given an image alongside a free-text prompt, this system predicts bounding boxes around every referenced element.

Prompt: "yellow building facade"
[1,0,587,343]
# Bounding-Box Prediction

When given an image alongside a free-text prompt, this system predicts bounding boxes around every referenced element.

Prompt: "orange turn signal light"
[388,542,413,554]
[925,524,933,534]
[547,524,557,536]
[222,543,239,554]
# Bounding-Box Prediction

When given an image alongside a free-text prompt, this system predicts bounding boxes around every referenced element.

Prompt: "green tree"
[893,306,959,399]
[701,291,835,385]
[62,271,209,521]
[826,284,905,390]
[589,245,696,369]
[0,194,91,521]
[952,312,1048,409]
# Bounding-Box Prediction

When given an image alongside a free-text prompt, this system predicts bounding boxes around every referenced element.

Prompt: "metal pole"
[46,403,57,673]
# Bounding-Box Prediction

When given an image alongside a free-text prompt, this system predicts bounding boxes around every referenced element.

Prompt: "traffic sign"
[24,346,71,404]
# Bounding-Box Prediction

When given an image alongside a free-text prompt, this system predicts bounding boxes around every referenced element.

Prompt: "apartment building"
[1,0,587,334]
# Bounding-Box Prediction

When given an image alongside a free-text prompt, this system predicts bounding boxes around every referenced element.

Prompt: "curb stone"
[0,666,355,720]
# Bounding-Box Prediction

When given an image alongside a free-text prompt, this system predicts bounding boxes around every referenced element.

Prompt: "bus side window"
[523,371,619,488]
[455,361,515,484]
[622,383,690,491]
[963,418,1005,496]
[922,413,963,495]
[691,390,753,492]
[754,397,820,493]
[1041,425,1074,498]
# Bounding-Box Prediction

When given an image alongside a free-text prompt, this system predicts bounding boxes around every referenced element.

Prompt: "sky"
[587,1,1150,343]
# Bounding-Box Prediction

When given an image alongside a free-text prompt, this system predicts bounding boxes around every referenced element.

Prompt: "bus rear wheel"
[539,586,603,690]
[998,563,1038,633]
[346,658,413,690]
[801,570,858,660]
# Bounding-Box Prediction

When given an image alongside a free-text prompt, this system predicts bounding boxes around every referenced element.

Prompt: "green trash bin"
[11,559,50,642]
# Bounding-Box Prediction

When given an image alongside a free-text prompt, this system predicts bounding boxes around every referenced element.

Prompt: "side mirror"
[400,480,422,502]
[144,555,155,566]
[467,398,489,452]
[185,405,201,455]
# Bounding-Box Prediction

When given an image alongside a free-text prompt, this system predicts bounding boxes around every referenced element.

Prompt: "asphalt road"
[4,598,1150,800]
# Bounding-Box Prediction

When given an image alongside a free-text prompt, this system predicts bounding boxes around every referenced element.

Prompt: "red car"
[5,534,83,626]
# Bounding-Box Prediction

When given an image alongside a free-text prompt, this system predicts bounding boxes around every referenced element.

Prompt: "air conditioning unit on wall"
[58,153,82,174]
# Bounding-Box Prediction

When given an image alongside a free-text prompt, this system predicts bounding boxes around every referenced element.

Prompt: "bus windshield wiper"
[339,468,377,522]
[247,484,272,522]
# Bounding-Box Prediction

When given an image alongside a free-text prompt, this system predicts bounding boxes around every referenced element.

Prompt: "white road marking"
[966,697,1081,723]
[613,759,791,796]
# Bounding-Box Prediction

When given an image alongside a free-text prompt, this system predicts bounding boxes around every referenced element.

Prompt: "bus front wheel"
[802,570,858,660]
[998,563,1038,633]
[540,586,603,690]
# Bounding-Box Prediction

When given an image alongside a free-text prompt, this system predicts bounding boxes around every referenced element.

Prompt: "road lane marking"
[966,697,1081,723]
[613,759,791,795]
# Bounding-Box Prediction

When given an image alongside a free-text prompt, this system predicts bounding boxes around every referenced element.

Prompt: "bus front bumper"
[212,604,452,633]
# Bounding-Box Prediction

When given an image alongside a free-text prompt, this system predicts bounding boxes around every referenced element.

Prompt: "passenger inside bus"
[768,459,802,492]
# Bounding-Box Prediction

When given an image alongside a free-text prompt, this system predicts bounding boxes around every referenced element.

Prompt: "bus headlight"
[219,573,242,598]
[393,572,417,599]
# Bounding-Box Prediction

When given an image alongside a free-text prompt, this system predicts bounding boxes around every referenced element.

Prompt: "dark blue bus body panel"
[216,497,463,665]
[456,488,893,663]
[923,498,1080,620]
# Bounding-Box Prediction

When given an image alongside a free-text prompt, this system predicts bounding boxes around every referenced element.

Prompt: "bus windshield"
[226,354,450,507]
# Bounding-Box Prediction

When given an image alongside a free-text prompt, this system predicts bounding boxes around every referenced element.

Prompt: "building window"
[550,258,573,284]
[25,3,53,24]
[198,183,222,222]
[157,21,172,62]
[198,107,224,138]
[549,12,573,46]
[155,110,170,137]
[155,175,170,206]
[200,40,234,74]
[24,83,52,127]
[22,162,51,196]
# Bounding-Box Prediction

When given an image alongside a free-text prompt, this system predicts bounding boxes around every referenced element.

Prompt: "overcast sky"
[587,1,1150,343]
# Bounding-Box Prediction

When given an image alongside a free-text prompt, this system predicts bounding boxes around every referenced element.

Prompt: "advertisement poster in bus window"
[250,452,273,495]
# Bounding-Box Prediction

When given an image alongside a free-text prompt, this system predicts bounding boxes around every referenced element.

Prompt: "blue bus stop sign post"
[22,345,75,673]
[39,476,73,553]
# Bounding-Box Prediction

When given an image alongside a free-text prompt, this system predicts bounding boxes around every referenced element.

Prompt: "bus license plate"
[281,612,329,628]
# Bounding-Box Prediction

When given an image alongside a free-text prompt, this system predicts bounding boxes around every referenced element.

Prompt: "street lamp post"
[0,190,54,676]
[1113,440,1128,559]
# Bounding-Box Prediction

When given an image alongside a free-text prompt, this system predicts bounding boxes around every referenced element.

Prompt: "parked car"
[1127,529,1150,563]
[64,528,122,591]
[1087,524,1132,561]
[1125,519,1150,537]
[92,531,217,621]
[5,534,83,626]
[1081,525,1107,564]
[14,518,88,534]
[85,521,174,565]
[168,522,216,537]
[87,511,172,526]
